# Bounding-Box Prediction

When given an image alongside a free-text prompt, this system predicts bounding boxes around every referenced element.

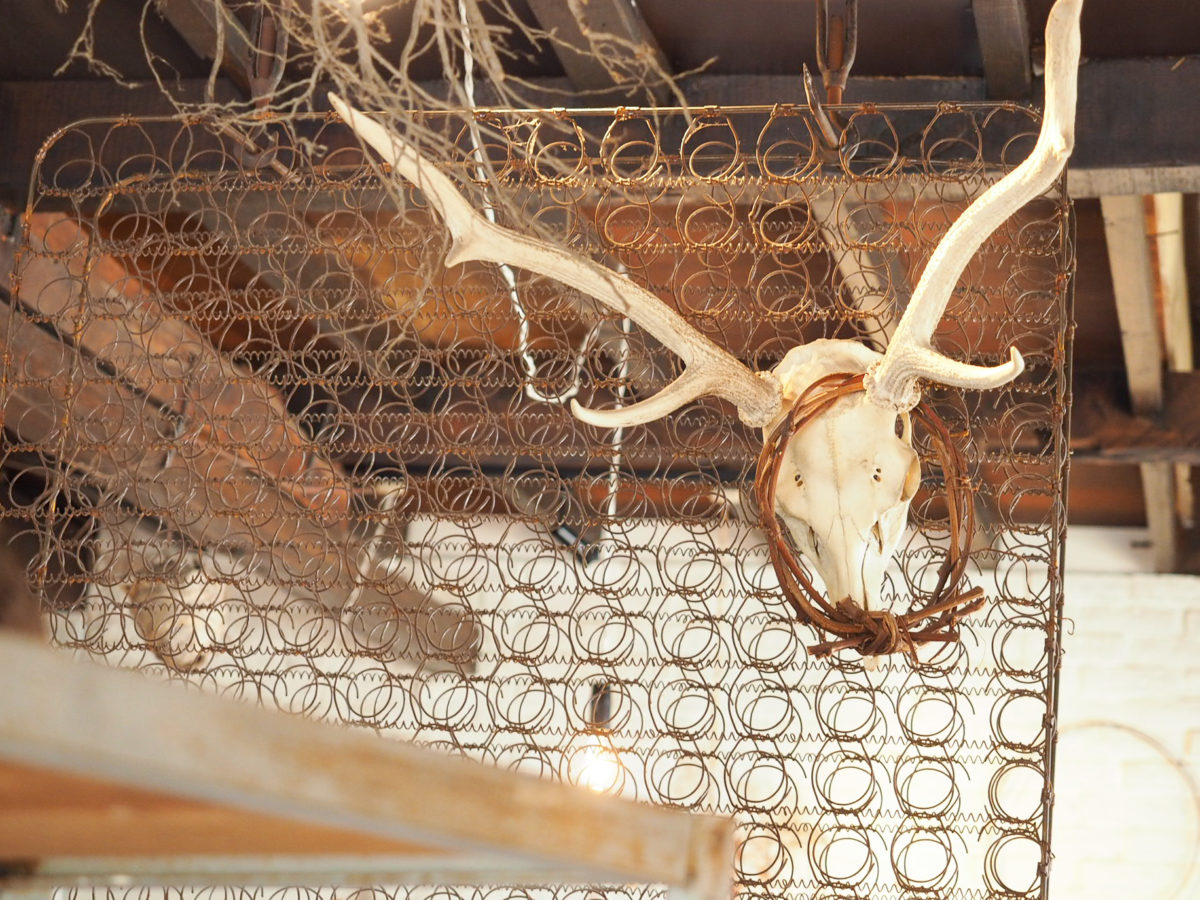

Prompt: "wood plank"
[0,292,340,575]
[1068,166,1200,199]
[1101,196,1164,412]
[973,0,1033,99]
[17,213,352,512]
[525,0,672,103]
[1100,194,1178,570]
[1068,56,1200,196]
[0,634,734,896]
[167,188,396,377]
[156,0,254,95]
[1073,372,1200,466]
[0,227,355,582]
[806,192,911,344]
[0,760,433,858]
[1150,193,1195,530]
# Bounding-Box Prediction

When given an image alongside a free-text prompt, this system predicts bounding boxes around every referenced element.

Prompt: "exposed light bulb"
[572,734,624,794]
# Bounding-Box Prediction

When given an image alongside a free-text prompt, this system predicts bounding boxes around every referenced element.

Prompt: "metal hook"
[815,0,858,106]
[249,5,289,111]
[805,0,859,158]
[803,64,843,158]
[226,5,292,174]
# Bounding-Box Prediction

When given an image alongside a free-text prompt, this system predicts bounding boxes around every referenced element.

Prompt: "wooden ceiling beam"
[168,189,397,379]
[1102,196,1164,411]
[1072,371,1200,465]
[806,192,911,345]
[0,217,353,554]
[155,0,255,95]
[8,58,1200,205]
[0,635,733,894]
[972,0,1033,99]
[1099,194,1180,570]
[524,0,672,103]
[1152,193,1196,536]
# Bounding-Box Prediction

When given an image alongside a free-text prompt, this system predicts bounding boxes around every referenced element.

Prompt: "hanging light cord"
[456,0,590,405]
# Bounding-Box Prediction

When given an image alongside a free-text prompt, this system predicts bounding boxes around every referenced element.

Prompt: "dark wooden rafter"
[524,0,672,103]
[156,0,256,95]
[1153,194,1197,540]
[168,190,400,379]
[972,0,1033,99]
[1073,372,1200,467]
[9,58,1200,207]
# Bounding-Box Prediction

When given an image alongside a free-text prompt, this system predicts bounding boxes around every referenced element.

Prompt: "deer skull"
[329,0,1081,629]
[771,341,920,610]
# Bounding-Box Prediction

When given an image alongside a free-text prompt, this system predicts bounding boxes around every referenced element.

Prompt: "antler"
[328,94,782,429]
[865,0,1083,410]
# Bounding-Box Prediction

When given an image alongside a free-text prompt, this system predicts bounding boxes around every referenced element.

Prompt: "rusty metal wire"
[754,372,987,659]
[2,102,1072,899]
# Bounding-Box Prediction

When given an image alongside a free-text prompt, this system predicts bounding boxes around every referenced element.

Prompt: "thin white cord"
[605,311,632,530]
[456,0,587,405]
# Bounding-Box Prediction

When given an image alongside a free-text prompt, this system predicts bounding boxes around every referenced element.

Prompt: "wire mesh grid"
[3,102,1072,898]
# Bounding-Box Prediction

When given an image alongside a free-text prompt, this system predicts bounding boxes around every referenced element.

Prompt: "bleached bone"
[329,0,1081,616]
[865,0,1081,411]
[326,94,781,430]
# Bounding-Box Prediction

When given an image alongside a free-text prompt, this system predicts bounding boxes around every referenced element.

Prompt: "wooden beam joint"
[1073,371,1200,465]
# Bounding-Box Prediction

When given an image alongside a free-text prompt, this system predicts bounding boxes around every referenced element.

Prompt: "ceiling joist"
[156,0,255,96]
[1099,194,1187,571]
[524,0,671,103]
[1073,371,1200,466]
[972,0,1033,99]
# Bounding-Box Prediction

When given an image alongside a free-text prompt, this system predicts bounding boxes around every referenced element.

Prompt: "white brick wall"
[1052,527,1200,898]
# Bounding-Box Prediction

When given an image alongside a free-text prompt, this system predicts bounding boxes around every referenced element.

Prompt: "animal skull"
[771,340,920,610]
[329,0,1082,628]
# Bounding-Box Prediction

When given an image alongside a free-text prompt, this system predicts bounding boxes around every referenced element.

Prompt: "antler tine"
[329,94,782,429]
[866,0,1083,410]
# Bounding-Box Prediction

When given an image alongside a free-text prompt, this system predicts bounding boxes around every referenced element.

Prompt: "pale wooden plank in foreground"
[0,760,437,858]
[0,634,732,897]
